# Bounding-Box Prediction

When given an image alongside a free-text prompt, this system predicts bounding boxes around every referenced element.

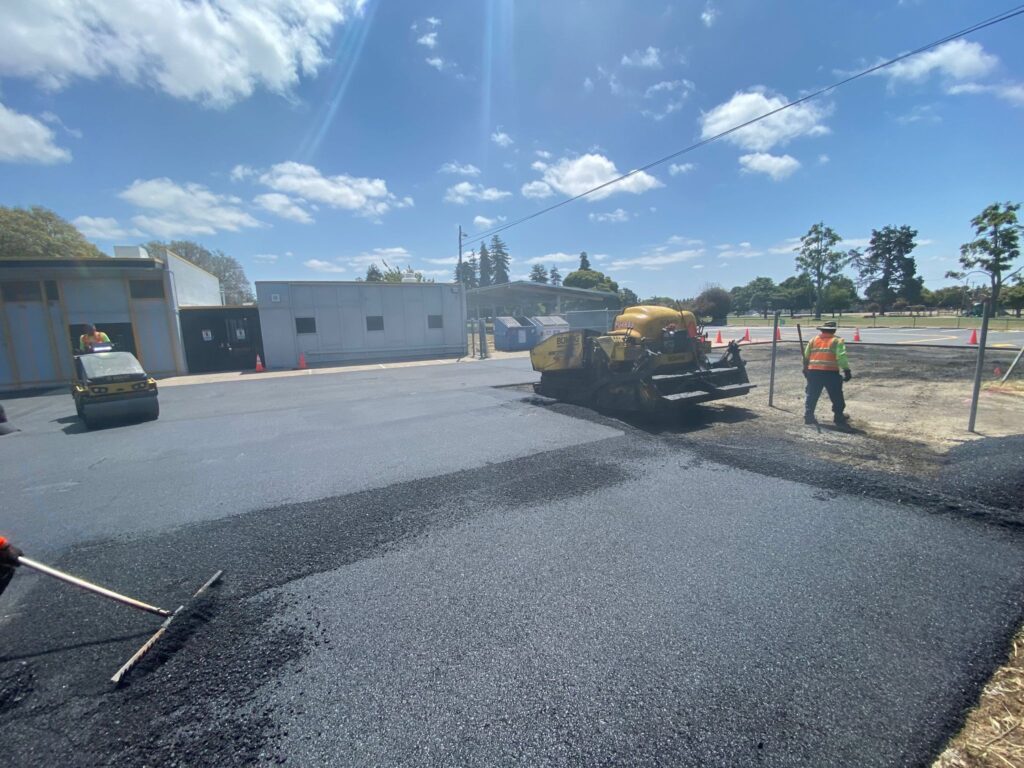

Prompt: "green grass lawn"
[722,315,1024,330]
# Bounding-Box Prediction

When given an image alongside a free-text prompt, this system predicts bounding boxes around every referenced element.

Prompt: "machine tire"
[145,399,160,421]
[75,398,83,418]
[81,406,98,430]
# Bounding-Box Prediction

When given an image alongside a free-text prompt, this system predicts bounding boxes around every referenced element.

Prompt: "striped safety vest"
[806,335,840,371]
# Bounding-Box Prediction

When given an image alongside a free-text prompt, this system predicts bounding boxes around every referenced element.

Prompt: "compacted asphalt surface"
[1,356,1023,767]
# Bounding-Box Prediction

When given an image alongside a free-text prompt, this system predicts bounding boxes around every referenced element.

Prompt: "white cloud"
[259,161,411,218]
[345,246,410,269]
[948,82,1024,107]
[530,153,662,201]
[766,237,801,254]
[700,89,830,151]
[818,154,830,164]
[583,76,594,92]
[667,235,703,246]
[738,152,801,180]
[877,40,997,84]
[230,164,255,182]
[426,17,440,27]
[589,208,631,223]
[439,161,481,176]
[526,252,579,265]
[39,110,81,138]
[608,249,702,270]
[119,178,261,237]
[717,244,764,259]
[644,79,692,98]
[490,130,514,148]
[0,0,366,107]
[253,253,279,263]
[473,214,506,229]
[417,32,437,49]
[701,3,718,27]
[0,102,71,164]
[521,180,554,199]
[535,150,552,159]
[304,259,346,273]
[254,192,313,224]
[642,79,695,120]
[668,162,695,176]
[425,57,444,71]
[444,182,511,204]
[621,46,661,68]
[693,264,705,270]
[72,216,142,240]
[839,237,870,249]
[425,256,457,265]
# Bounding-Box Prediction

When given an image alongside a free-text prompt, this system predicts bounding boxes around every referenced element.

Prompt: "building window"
[129,280,165,299]
[45,280,59,301]
[1,281,42,302]
[366,315,384,332]
[295,317,317,334]
[427,314,444,329]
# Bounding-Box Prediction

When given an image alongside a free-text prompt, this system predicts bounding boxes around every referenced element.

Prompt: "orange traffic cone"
[853,328,861,342]
[774,325,782,341]
[968,328,978,345]
[743,328,751,342]
[255,354,265,372]
[298,352,307,370]
[714,330,723,344]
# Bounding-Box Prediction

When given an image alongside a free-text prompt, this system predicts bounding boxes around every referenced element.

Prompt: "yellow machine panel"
[530,330,588,371]
[612,306,698,341]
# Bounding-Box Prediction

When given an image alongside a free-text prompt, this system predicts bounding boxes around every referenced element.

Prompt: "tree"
[0,205,106,260]
[795,223,848,319]
[380,261,431,283]
[730,276,776,316]
[930,285,968,311]
[1003,282,1024,317]
[478,242,493,287]
[454,249,478,287]
[145,240,254,304]
[578,251,591,270]
[618,287,639,307]
[694,286,732,323]
[365,264,384,282]
[775,274,815,317]
[529,264,549,283]
[820,276,859,314]
[562,268,618,293]
[549,266,562,286]
[851,225,920,314]
[948,201,1022,311]
[490,235,510,284]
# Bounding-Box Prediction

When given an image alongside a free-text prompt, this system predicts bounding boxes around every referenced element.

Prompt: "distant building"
[0,249,222,390]
[257,280,467,368]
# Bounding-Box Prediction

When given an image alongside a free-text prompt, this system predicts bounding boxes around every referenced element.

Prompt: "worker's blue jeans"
[805,370,846,420]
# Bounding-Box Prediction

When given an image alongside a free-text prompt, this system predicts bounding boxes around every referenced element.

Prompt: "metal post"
[768,311,781,407]
[967,298,992,432]
[1000,344,1024,384]
[478,318,488,359]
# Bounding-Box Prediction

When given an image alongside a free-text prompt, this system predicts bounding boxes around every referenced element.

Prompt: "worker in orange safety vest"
[803,320,852,426]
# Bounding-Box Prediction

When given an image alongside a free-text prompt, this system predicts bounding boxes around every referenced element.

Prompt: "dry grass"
[934,623,1024,768]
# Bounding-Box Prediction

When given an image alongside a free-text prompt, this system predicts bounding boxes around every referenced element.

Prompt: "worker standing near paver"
[79,323,111,353]
[804,320,852,427]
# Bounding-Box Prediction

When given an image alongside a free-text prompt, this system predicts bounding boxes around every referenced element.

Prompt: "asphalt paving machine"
[530,305,754,413]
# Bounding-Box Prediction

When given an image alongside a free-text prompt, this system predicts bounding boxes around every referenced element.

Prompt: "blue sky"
[1,0,1021,299]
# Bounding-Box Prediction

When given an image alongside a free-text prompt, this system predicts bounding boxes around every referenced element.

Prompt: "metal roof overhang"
[466,281,617,311]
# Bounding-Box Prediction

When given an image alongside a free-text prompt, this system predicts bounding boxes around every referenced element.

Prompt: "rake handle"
[17,556,171,618]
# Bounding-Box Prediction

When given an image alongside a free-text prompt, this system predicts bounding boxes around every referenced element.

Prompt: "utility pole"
[457,225,463,284]
[967,297,992,432]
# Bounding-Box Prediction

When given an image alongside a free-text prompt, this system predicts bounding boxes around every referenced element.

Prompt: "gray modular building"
[257,281,467,368]
[0,250,221,390]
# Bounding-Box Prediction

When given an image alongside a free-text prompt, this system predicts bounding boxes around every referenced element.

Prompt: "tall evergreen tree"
[477,242,493,286]
[579,251,591,270]
[490,235,511,284]
[549,266,562,286]
[466,253,479,288]
[366,264,384,282]
[454,248,477,287]
[852,225,920,312]
[529,264,549,283]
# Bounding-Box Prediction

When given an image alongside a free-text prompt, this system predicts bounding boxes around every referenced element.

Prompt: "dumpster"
[530,315,570,344]
[493,316,536,351]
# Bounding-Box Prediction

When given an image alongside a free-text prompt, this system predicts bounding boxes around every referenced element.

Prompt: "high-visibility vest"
[806,335,840,371]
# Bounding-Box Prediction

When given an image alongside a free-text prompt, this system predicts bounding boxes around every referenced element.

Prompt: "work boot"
[804,414,817,425]
[834,414,850,427]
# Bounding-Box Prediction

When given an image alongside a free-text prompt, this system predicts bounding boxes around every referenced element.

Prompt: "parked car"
[71,350,159,429]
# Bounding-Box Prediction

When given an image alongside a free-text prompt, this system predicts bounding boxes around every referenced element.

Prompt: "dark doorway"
[68,323,137,356]
[180,307,264,373]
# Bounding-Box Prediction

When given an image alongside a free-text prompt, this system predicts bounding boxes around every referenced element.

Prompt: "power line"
[462,4,1024,250]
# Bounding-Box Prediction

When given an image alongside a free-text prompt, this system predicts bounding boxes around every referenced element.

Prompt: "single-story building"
[257,280,467,368]
[466,281,619,317]
[0,248,221,391]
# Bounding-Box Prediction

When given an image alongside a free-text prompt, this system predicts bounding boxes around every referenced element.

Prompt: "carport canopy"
[466,281,618,316]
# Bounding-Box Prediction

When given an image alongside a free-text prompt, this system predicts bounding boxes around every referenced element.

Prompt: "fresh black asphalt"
[1,357,1022,766]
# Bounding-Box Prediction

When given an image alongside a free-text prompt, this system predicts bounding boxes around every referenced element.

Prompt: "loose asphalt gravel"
[1,356,1023,767]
